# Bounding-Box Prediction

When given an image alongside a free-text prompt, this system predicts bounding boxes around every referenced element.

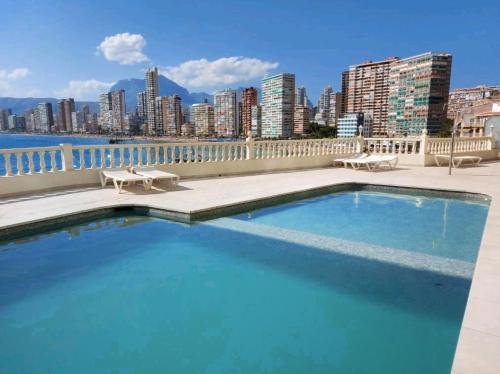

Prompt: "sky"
[0,0,499,102]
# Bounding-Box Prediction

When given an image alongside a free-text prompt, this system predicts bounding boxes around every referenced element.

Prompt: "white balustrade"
[0,135,495,178]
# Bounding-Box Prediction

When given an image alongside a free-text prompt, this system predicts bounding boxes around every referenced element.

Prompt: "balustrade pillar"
[420,129,428,155]
[246,131,255,160]
[59,144,74,171]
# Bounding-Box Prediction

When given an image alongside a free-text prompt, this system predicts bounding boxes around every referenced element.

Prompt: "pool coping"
[0,167,499,374]
[0,182,490,242]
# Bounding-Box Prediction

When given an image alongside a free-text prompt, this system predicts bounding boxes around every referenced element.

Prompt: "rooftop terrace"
[0,134,499,373]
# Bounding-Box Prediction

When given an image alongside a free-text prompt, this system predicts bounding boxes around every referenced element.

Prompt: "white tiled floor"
[1,162,500,373]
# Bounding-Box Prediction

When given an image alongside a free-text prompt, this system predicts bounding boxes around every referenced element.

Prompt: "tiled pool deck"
[1,162,500,373]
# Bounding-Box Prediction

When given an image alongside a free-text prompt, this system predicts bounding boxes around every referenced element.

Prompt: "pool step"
[204,218,474,279]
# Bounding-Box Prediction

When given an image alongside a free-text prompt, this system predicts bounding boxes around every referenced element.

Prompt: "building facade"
[99,93,113,131]
[447,85,500,120]
[145,67,159,135]
[192,103,215,136]
[294,105,310,135]
[250,105,262,137]
[343,57,399,136]
[338,112,364,138]
[387,52,452,136]
[38,102,54,133]
[111,90,126,132]
[241,87,258,136]
[57,98,75,132]
[136,91,147,122]
[261,73,295,138]
[214,89,238,137]
[0,109,12,130]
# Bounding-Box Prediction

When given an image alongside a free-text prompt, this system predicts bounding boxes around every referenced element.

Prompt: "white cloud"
[0,67,31,96]
[160,56,279,89]
[56,79,115,100]
[96,33,149,65]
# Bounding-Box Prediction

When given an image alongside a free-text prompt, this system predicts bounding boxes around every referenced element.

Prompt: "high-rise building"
[24,108,36,132]
[38,102,54,133]
[241,87,258,136]
[295,86,307,106]
[294,105,310,135]
[166,95,182,136]
[250,105,262,137]
[111,90,126,132]
[340,71,349,116]
[145,67,159,135]
[8,115,26,131]
[387,52,452,136]
[182,106,191,125]
[155,95,183,136]
[57,98,75,132]
[136,91,147,120]
[0,109,12,130]
[99,93,113,131]
[63,98,75,132]
[155,96,167,135]
[261,73,295,138]
[344,57,399,136]
[214,89,238,137]
[192,103,215,136]
[338,112,364,138]
[71,111,85,132]
[447,85,500,120]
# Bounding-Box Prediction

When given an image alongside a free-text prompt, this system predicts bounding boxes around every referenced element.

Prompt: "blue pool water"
[0,190,489,373]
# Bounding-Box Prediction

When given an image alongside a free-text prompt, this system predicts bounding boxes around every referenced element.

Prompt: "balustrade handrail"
[0,134,495,178]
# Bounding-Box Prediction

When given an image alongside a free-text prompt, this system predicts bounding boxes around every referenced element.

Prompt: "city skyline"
[1,0,499,102]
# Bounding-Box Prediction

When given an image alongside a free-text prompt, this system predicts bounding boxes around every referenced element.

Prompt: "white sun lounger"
[434,154,482,168]
[333,153,368,168]
[348,155,398,171]
[100,168,153,194]
[131,167,180,186]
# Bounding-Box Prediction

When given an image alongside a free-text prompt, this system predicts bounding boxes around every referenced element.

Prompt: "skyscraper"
[344,57,399,136]
[295,86,307,106]
[56,98,75,132]
[192,103,215,136]
[166,95,182,136]
[214,89,238,137]
[136,91,147,121]
[145,67,159,135]
[155,96,167,135]
[241,87,258,136]
[63,98,75,132]
[99,93,113,131]
[38,102,54,133]
[294,105,310,135]
[0,109,12,130]
[261,73,295,138]
[387,52,452,135]
[250,105,262,137]
[111,90,126,132]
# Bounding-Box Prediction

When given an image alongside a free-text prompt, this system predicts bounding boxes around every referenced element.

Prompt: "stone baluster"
[40,151,47,173]
[59,144,74,171]
[16,152,23,175]
[50,150,57,172]
[27,151,35,174]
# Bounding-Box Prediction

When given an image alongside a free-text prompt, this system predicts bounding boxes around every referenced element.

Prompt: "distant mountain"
[110,75,212,110]
[0,75,257,116]
[0,97,99,116]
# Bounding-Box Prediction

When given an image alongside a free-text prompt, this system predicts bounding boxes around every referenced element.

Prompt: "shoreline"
[0,131,243,143]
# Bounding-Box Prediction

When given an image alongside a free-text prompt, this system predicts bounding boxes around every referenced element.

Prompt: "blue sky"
[0,0,499,102]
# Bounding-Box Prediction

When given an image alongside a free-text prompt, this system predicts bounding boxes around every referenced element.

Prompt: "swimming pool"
[0,188,489,373]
